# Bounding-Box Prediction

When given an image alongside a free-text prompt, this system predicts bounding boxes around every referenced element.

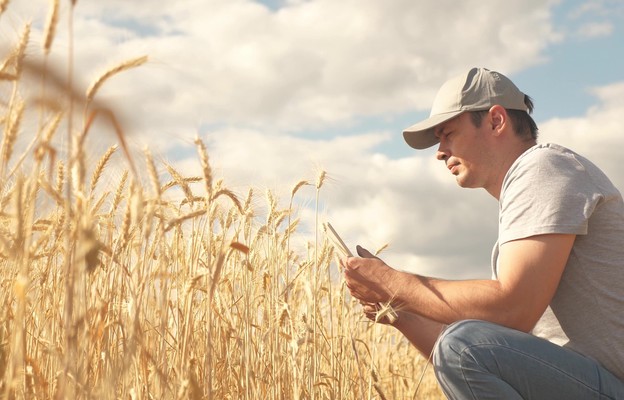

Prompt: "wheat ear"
[89,145,117,195]
[85,55,148,103]
[2,23,30,76]
[315,170,327,189]
[2,99,24,170]
[0,0,10,15]
[194,137,213,199]
[42,0,59,54]
[164,163,194,206]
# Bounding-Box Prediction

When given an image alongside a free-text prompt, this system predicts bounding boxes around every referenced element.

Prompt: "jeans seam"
[458,342,607,397]
[593,362,617,400]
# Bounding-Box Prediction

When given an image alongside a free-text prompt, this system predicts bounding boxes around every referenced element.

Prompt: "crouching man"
[344,68,624,399]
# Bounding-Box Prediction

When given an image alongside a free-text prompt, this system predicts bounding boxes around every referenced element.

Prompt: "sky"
[2,0,624,279]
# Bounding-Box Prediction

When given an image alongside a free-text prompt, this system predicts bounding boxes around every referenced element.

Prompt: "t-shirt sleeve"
[499,149,600,245]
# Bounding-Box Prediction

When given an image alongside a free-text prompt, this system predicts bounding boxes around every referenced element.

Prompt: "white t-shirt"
[492,143,624,381]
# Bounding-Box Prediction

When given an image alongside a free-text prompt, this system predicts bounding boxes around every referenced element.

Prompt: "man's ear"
[488,105,508,135]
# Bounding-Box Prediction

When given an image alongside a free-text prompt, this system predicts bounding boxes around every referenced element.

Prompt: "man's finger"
[362,304,377,313]
[356,245,376,259]
[344,256,360,271]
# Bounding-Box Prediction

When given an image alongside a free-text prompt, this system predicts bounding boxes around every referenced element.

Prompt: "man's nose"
[436,143,449,161]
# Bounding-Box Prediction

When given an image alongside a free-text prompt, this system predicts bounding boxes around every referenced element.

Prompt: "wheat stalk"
[291,179,310,198]
[0,23,30,77]
[109,170,128,217]
[165,209,206,232]
[315,170,327,190]
[0,9,444,398]
[194,137,213,200]
[164,163,194,206]
[144,148,161,199]
[42,0,59,54]
[0,0,10,15]
[0,71,16,81]
[1,99,24,172]
[161,176,202,195]
[81,108,137,178]
[89,145,117,196]
[85,56,148,104]
[33,111,63,166]
[212,188,243,215]
[55,160,64,193]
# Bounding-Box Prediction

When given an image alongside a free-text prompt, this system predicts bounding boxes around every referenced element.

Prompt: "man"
[343,67,624,399]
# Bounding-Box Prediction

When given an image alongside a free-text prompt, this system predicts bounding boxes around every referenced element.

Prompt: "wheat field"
[0,3,444,399]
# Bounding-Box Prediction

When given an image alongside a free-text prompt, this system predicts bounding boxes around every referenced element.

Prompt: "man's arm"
[393,312,446,359]
[360,301,446,358]
[344,234,575,332]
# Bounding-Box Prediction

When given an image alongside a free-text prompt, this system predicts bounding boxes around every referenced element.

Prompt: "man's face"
[434,112,494,190]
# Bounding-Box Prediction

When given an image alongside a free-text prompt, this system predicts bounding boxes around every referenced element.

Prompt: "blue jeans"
[433,320,624,399]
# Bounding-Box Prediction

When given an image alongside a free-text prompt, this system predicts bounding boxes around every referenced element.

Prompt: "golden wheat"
[1,98,23,172]
[89,144,117,196]
[0,12,444,400]
[85,56,148,105]
[0,23,30,78]
[0,0,9,15]
[42,0,60,54]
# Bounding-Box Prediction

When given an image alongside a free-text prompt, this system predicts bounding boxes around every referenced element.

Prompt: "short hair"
[469,95,539,140]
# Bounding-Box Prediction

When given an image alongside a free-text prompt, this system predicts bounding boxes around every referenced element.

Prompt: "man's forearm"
[387,234,575,332]
[393,310,447,359]
[391,272,512,327]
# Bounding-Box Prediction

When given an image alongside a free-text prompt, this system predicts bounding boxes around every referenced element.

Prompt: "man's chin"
[455,176,476,189]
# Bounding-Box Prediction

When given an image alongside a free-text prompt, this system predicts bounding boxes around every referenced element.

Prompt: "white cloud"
[540,81,624,192]
[568,0,624,20]
[5,0,621,282]
[564,0,623,40]
[577,22,613,38]
[2,0,562,154]
[185,126,498,280]
[186,80,624,281]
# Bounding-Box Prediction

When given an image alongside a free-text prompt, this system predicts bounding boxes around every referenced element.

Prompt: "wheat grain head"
[89,145,117,196]
[194,137,213,199]
[1,98,24,172]
[85,56,148,104]
[0,23,30,78]
[0,0,10,15]
[42,0,59,54]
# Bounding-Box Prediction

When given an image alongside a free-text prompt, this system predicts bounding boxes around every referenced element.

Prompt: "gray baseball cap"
[403,68,528,149]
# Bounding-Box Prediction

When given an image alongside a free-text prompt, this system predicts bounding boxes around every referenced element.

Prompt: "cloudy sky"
[2,0,624,279]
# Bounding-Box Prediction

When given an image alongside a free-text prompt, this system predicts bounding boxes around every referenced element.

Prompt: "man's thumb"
[356,245,375,259]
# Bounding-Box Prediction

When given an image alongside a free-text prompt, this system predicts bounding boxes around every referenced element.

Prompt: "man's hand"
[360,301,400,325]
[343,245,398,305]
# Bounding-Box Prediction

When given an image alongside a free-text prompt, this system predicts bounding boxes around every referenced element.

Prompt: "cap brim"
[402,111,463,149]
